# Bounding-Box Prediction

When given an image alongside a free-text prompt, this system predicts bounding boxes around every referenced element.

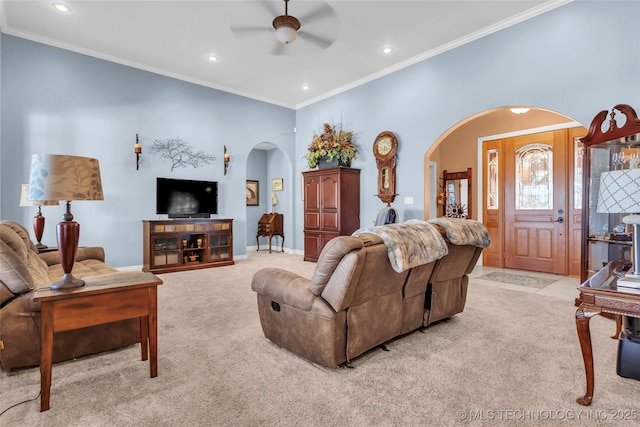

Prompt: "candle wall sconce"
[134,133,142,170]
[224,145,230,175]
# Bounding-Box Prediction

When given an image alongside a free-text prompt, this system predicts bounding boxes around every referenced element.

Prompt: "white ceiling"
[0,0,570,109]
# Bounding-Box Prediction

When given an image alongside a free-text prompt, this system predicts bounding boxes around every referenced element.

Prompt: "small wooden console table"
[256,213,284,253]
[575,261,640,406]
[33,272,163,411]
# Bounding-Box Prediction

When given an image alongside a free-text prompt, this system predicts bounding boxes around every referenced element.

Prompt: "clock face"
[373,131,397,160]
[377,138,392,155]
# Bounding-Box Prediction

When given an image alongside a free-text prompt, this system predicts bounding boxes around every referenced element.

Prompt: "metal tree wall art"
[152,138,216,172]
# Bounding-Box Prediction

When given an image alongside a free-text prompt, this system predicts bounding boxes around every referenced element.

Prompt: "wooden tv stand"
[142,219,233,274]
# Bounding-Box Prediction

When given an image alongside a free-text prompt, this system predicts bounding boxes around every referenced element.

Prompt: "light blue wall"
[2,1,640,264]
[246,149,267,246]
[266,147,292,250]
[293,0,640,251]
[0,35,296,267]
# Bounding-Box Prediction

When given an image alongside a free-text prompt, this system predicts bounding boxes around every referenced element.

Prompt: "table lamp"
[597,168,640,288]
[28,154,104,290]
[19,183,59,250]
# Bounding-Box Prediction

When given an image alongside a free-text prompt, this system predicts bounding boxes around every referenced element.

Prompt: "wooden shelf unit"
[142,219,233,274]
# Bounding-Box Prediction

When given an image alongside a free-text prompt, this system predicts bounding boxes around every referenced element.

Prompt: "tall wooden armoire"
[303,167,360,262]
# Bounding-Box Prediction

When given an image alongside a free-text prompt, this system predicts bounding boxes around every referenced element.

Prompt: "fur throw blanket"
[428,217,491,247]
[353,220,448,273]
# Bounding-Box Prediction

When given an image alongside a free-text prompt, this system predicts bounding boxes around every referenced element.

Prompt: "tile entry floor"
[469,265,581,301]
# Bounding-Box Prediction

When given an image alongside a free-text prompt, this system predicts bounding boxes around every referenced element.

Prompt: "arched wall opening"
[424,105,587,275]
[424,106,581,218]
[246,143,293,254]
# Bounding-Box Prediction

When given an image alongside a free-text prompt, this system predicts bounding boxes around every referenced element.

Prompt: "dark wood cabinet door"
[320,173,340,231]
[304,232,322,262]
[304,175,320,230]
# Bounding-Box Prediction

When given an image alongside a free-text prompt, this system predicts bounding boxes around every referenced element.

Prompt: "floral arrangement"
[305,123,357,168]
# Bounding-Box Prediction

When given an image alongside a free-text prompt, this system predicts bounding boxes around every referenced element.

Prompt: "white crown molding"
[1,25,296,109]
[295,0,573,109]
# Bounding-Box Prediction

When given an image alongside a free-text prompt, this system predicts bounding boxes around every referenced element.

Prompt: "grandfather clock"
[372,131,398,205]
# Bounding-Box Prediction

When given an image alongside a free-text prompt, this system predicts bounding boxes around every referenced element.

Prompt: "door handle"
[556,217,564,224]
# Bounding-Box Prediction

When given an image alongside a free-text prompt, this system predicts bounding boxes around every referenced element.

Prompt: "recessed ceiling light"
[301,84,310,91]
[52,3,71,13]
[207,55,219,62]
[381,46,394,55]
[510,107,530,115]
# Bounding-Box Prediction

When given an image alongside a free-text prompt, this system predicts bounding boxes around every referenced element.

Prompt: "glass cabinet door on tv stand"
[580,104,640,283]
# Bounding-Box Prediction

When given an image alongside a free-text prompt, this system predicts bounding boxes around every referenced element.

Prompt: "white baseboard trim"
[116,265,144,272]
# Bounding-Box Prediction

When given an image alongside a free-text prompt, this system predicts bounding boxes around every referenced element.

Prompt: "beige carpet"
[1,251,639,426]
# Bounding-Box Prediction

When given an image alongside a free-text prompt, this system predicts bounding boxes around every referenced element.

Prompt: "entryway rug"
[474,271,558,288]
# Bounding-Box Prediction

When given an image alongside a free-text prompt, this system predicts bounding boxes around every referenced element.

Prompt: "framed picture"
[246,180,259,206]
[272,178,283,192]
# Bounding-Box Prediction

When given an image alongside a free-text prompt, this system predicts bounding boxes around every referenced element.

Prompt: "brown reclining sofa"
[251,218,491,367]
[0,220,140,370]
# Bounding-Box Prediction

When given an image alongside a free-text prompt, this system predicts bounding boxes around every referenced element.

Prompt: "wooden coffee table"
[33,272,163,411]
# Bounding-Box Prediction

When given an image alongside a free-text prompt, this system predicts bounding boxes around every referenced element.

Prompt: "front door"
[504,130,567,274]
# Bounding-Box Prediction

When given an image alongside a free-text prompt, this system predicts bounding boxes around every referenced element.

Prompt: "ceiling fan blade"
[230,25,271,37]
[297,4,335,25]
[258,0,281,18]
[298,31,333,49]
[270,42,286,56]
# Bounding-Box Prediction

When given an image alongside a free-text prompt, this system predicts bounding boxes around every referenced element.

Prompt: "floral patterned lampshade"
[19,183,59,207]
[28,154,104,203]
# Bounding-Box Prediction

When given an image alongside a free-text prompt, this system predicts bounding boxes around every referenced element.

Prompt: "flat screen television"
[156,177,218,218]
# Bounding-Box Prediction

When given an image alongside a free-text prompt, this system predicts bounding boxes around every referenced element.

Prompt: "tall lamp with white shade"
[597,168,640,288]
[28,154,104,290]
[19,183,59,250]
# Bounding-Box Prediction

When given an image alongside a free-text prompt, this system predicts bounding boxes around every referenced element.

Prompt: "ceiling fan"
[231,0,337,56]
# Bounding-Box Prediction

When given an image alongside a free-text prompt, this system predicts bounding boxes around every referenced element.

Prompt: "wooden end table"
[33,272,163,411]
[575,261,640,406]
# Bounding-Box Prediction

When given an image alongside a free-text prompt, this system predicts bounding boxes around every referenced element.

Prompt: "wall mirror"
[443,168,472,218]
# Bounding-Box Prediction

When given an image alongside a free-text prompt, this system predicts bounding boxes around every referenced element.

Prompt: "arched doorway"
[426,106,587,277]
[246,143,292,253]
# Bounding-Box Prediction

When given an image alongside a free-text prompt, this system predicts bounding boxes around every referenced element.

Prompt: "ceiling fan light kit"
[273,1,301,44]
[273,16,300,44]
